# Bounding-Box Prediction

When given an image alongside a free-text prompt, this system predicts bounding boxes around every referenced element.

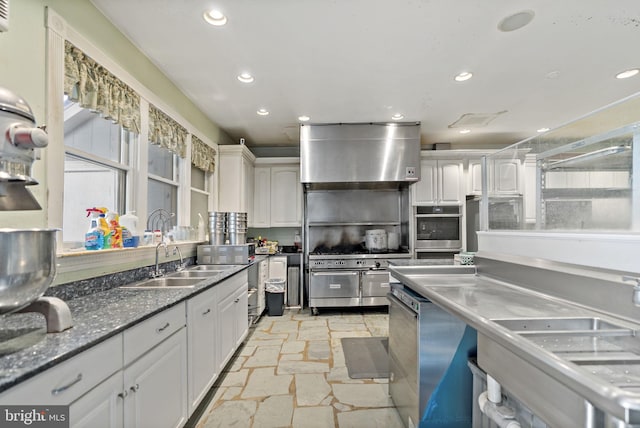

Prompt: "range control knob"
[375,262,381,268]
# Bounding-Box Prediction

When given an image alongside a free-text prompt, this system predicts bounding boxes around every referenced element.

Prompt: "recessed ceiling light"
[537,127,550,133]
[391,114,404,120]
[545,70,560,79]
[454,72,473,82]
[298,115,310,122]
[237,73,254,83]
[616,68,640,79]
[257,109,269,116]
[459,129,471,134]
[203,9,227,26]
[498,10,535,32]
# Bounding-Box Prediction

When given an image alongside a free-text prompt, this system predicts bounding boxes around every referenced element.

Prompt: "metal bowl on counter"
[0,228,58,315]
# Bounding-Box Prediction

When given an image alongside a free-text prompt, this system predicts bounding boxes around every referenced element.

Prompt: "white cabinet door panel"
[494,160,519,193]
[413,160,437,204]
[252,167,271,227]
[270,167,301,226]
[187,287,218,413]
[438,161,463,204]
[124,328,188,428]
[468,161,483,195]
[70,371,123,428]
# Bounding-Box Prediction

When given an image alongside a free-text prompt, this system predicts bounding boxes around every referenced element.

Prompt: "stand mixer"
[0,86,72,333]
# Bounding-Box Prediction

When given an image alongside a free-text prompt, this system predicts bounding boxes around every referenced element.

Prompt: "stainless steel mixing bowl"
[0,228,58,315]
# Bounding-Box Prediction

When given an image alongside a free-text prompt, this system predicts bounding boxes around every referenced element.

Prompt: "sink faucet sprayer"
[622,276,640,306]
[173,245,185,271]
[152,241,169,278]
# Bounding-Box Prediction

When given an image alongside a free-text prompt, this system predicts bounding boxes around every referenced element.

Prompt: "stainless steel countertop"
[388,264,640,423]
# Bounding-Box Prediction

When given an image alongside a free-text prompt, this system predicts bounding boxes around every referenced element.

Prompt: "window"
[147,142,179,232]
[62,102,137,248]
[190,164,210,229]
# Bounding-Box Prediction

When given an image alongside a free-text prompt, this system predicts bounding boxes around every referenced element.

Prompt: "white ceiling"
[90,0,640,149]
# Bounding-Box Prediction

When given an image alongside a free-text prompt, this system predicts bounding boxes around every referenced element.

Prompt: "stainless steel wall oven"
[414,205,462,256]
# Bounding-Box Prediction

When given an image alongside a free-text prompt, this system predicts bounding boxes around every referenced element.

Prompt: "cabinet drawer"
[361,270,391,297]
[124,303,185,365]
[216,271,248,301]
[0,334,123,405]
[309,271,359,298]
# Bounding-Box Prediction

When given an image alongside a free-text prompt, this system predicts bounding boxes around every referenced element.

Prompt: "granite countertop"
[0,259,263,394]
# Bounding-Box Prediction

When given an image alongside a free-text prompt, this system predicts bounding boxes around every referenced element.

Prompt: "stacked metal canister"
[208,211,247,245]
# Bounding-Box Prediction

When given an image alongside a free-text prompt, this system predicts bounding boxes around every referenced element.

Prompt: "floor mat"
[341,336,389,379]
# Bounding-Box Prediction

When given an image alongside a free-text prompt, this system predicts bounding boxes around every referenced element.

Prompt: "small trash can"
[265,278,285,316]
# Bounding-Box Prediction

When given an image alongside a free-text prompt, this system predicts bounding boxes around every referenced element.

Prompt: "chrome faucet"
[172,245,185,271]
[152,241,169,278]
[622,276,640,306]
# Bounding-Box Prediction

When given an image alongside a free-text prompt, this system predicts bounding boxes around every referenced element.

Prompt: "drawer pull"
[130,384,140,393]
[157,322,170,333]
[51,373,82,395]
[202,308,211,316]
[234,298,240,303]
[118,391,128,399]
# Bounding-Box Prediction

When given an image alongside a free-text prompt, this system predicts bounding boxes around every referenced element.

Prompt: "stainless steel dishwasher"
[388,282,476,428]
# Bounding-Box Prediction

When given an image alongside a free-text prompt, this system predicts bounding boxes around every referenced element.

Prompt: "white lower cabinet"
[216,271,249,371]
[70,371,124,428]
[187,286,218,413]
[123,328,188,428]
[0,271,252,428]
[233,286,249,349]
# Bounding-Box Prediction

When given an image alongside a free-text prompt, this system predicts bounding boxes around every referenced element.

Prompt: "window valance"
[63,41,140,132]
[148,104,187,158]
[191,135,216,173]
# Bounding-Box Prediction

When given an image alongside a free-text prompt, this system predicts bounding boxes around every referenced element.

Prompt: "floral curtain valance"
[63,41,141,133]
[148,104,187,158]
[191,135,217,173]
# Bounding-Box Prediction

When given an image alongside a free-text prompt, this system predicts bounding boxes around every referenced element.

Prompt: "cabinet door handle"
[51,373,82,395]
[156,322,170,333]
[130,383,140,393]
[202,308,211,316]
[234,298,240,303]
[117,391,128,399]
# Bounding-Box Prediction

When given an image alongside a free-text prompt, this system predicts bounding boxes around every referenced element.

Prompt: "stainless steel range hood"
[300,123,421,187]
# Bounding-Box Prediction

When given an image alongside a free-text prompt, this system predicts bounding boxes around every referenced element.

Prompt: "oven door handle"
[415,214,462,218]
[311,271,359,277]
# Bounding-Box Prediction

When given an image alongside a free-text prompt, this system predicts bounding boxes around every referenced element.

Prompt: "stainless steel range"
[300,122,420,313]
[307,254,409,315]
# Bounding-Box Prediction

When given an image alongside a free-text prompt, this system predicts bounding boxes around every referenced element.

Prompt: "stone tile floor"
[195,308,403,428]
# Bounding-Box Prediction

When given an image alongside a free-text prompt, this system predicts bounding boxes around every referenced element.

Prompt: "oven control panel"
[309,258,391,270]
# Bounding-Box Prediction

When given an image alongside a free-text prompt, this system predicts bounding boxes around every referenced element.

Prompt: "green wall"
[0,0,232,228]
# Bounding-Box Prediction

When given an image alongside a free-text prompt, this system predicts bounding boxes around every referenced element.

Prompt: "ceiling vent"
[0,0,8,32]
[448,111,507,129]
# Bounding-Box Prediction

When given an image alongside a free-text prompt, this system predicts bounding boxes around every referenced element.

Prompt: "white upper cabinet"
[252,167,271,227]
[252,159,302,227]
[467,156,522,196]
[270,166,301,226]
[468,160,483,195]
[413,159,463,205]
[218,145,255,214]
[493,159,521,194]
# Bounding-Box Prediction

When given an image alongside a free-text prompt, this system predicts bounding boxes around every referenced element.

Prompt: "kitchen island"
[389,254,640,427]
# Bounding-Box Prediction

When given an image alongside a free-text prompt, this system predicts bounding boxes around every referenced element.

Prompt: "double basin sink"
[121,265,228,289]
[493,316,640,386]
